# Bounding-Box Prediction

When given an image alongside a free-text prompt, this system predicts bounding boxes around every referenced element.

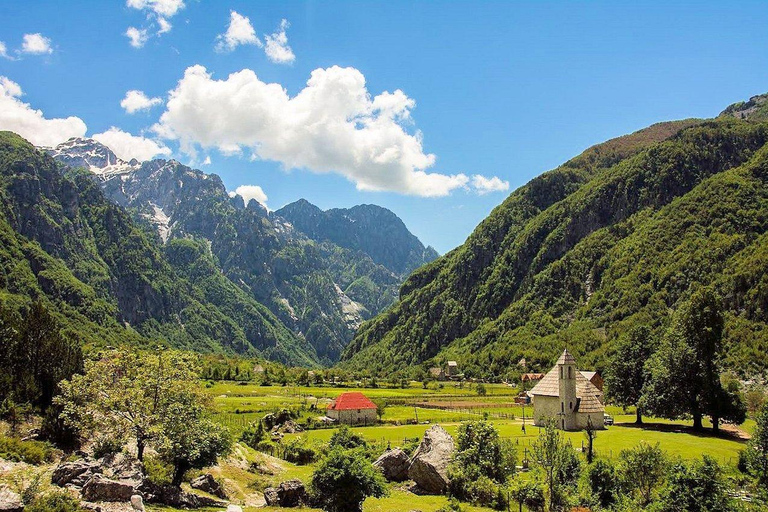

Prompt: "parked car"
[604,413,614,426]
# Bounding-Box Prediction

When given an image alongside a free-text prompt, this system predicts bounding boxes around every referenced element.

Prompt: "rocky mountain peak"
[44,137,140,180]
[719,92,768,122]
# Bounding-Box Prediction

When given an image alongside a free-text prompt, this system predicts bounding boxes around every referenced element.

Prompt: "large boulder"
[190,473,227,499]
[130,494,145,511]
[52,459,102,487]
[139,481,226,509]
[408,425,455,494]
[81,474,136,502]
[373,448,410,482]
[0,488,23,512]
[263,479,306,507]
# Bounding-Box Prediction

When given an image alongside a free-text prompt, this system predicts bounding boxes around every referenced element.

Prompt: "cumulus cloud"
[216,11,262,52]
[153,65,475,197]
[92,127,171,162]
[229,184,268,208]
[21,33,53,55]
[125,27,149,48]
[126,0,184,18]
[264,19,295,64]
[471,175,510,194]
[0,76,86,147]
[121,90,163,114]
[157,17,172,34]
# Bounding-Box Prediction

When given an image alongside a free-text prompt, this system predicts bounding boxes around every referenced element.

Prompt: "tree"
[617,442,666,506]
[156,394,232,486]
[57,348,200,461]
[583,416,597,464]
[0,302,82,409]
[329,425,368,450]
[584,458,620,509]
[605,325,655,424]
[642,288,744,431]
[531,420,580,511]
[310,447,388,512]
[744,400,768,485]
[510,478,545,512]
[374,400,386,422]
[656,456,736,512]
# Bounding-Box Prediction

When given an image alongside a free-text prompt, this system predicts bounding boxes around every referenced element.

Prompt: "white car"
[604,413,614,426]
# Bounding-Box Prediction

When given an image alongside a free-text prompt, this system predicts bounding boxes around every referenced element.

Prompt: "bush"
[281,437,318,465]
[510,478,545,512]
[329,425,367,450]
[240,420,266,449]
[310,447,387,512]
[0,435,55,464]
[144,455,174,486]
[92,436,123,459]
[584,459,620,509]
[25,491,84,512]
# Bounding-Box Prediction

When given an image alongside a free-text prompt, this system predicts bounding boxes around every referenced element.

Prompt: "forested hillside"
[341,98,768,380]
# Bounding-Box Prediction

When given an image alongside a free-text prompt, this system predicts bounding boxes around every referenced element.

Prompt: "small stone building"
[446,361,459,378]
[326,392,378,425]
[530,349,605,431]
[580,371,604,392]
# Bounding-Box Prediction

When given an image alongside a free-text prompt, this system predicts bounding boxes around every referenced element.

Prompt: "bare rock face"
[407,425,455,494]
[81,474,136,502]
[373,448,410,482]
[190,473,227,499]
[263,479,307,507]
[0,487,23,512]
[52,460,102,487]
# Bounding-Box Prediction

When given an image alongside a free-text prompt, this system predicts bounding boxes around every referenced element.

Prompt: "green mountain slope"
[0,131,314,364]
[341,110,768,379]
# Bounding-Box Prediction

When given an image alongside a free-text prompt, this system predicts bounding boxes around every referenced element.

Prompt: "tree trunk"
[712,415,719,433]
[635,408,643,425]
[172,461,188,487]
[692,412,703,431]
[137,438,145,462]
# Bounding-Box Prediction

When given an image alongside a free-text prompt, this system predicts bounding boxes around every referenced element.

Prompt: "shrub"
[510,478,545,512]
[92,436,123,459]
[0,435,55,464]
[25,491,84,512]
[584,459,620,509]
[240,420,266,449]
[144,455,174,486]
[329,425,367,450]
[310,447,387,512]
[281,437,318,465]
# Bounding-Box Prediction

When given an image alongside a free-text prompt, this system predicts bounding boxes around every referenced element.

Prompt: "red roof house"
[327,392,378,425]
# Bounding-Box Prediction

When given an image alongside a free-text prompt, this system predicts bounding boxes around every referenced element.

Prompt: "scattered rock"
[82,474,136,502]
[0,487,23,512]
[226,506,243,512]
[373,448,410,482]
[408,425,455,494]
[130,494,145,511]
[139,481,226,509]
[100,453,144,487]
[190,473,227,499]
[52,459,102,487]
[263,479,306,507]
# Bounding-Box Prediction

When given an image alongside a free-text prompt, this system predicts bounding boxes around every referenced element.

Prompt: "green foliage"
[25,491,84,512]
[281,437,319,465]
[531,420,581,510]
[143,455,174,486]
[329,425,368,451]
[0,435,55,464]
[642,288,746,430]
[617,441,666,505]
[743,400,768,485]
[510,478,546,512]
[583,458,620,509]
[655,456,736,512]
[240,420,266,449]
[605,325,656,423]
[310,447,388,512]
[342,118,768,379]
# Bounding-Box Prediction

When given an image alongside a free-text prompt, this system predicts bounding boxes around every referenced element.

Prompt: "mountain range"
[341,93,768,379]
[0,133,437,366]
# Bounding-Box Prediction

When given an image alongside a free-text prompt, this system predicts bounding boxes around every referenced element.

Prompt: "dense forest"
[342,95,768,380]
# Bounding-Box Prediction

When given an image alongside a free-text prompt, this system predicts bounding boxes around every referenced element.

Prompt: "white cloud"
[92,127,171,162]
[126,0,184,18]
[471,175,509,194]
[202,155,211,165]
[216,11,262,52]
[0,42,11,60]
[20,33,53,55]
[157,17,172,34]
[229,185,268,208]
[264,19,295,64]
[0,76,86,147]
[121,90,163,114]
[153,65,474,197]
[125,27,149,48]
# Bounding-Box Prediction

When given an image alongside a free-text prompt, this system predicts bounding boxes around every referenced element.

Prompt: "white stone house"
[530,349,605,431]
[326,392,378,425]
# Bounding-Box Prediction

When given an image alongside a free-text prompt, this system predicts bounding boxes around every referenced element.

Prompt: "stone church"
[529,349,605,430]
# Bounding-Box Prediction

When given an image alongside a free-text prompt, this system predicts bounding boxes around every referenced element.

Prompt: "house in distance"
[530,349,605,431]
[326,392,378,425]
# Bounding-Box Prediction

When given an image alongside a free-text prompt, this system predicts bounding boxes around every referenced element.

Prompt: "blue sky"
[1,1,767,253]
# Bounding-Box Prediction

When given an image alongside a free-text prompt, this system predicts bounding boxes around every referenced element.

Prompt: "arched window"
[561,402,564,413]
[568,366,572,378]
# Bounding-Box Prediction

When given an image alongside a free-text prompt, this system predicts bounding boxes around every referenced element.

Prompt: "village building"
[446,361,459,378]
[530,349,605,431]
[326,392,378,425]
[429,367,446,381]
[580,371,604,392]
